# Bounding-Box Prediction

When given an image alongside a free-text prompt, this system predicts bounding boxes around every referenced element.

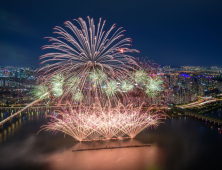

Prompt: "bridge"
[0,93,48,128]
[174,107,222,125]
[186,112,222,124]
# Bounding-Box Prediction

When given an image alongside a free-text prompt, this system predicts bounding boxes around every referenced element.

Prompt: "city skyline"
[1,1,222,169]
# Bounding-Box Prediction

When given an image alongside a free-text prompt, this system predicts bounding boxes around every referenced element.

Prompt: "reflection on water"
[0,108,49,143]
[48,140,165,170]
[206,107,222,118]
[0,108,222,170]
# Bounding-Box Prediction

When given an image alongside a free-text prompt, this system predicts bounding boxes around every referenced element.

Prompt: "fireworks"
[35,17,169,141]
[32,85,49,99]
[73,91,83,102]
[51,74,64,97]
[39,16,140,104]
[103,80,118,97]
[145,77,163,98]
[121,80,134,92]
[134,69,147,84]
[40,102,165,141]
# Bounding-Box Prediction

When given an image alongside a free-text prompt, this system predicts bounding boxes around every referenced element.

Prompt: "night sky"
[0,0,222,67]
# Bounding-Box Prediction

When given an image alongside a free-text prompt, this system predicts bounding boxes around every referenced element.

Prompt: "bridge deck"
[175,107,222,124]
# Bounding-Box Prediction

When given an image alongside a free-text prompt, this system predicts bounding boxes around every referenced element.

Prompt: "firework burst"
[39,16,140,105]
[145,76,163,98]
[40,102,165,141]
[34,17,170,142]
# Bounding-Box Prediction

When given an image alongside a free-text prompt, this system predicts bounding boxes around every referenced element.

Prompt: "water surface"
[0,108,222,170]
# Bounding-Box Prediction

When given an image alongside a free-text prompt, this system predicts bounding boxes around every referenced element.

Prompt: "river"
[0,108,222,170]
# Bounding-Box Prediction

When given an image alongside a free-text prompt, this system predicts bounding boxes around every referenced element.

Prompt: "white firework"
[39,16,140,104]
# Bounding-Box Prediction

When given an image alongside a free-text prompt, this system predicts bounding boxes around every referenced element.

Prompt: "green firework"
[104,80,118,97]
[121,80,134,92]
[134,69,147,84]
[32,85,48,99]
[51,74,64,97]
[145,77,163,97]
[73,91,83,101]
